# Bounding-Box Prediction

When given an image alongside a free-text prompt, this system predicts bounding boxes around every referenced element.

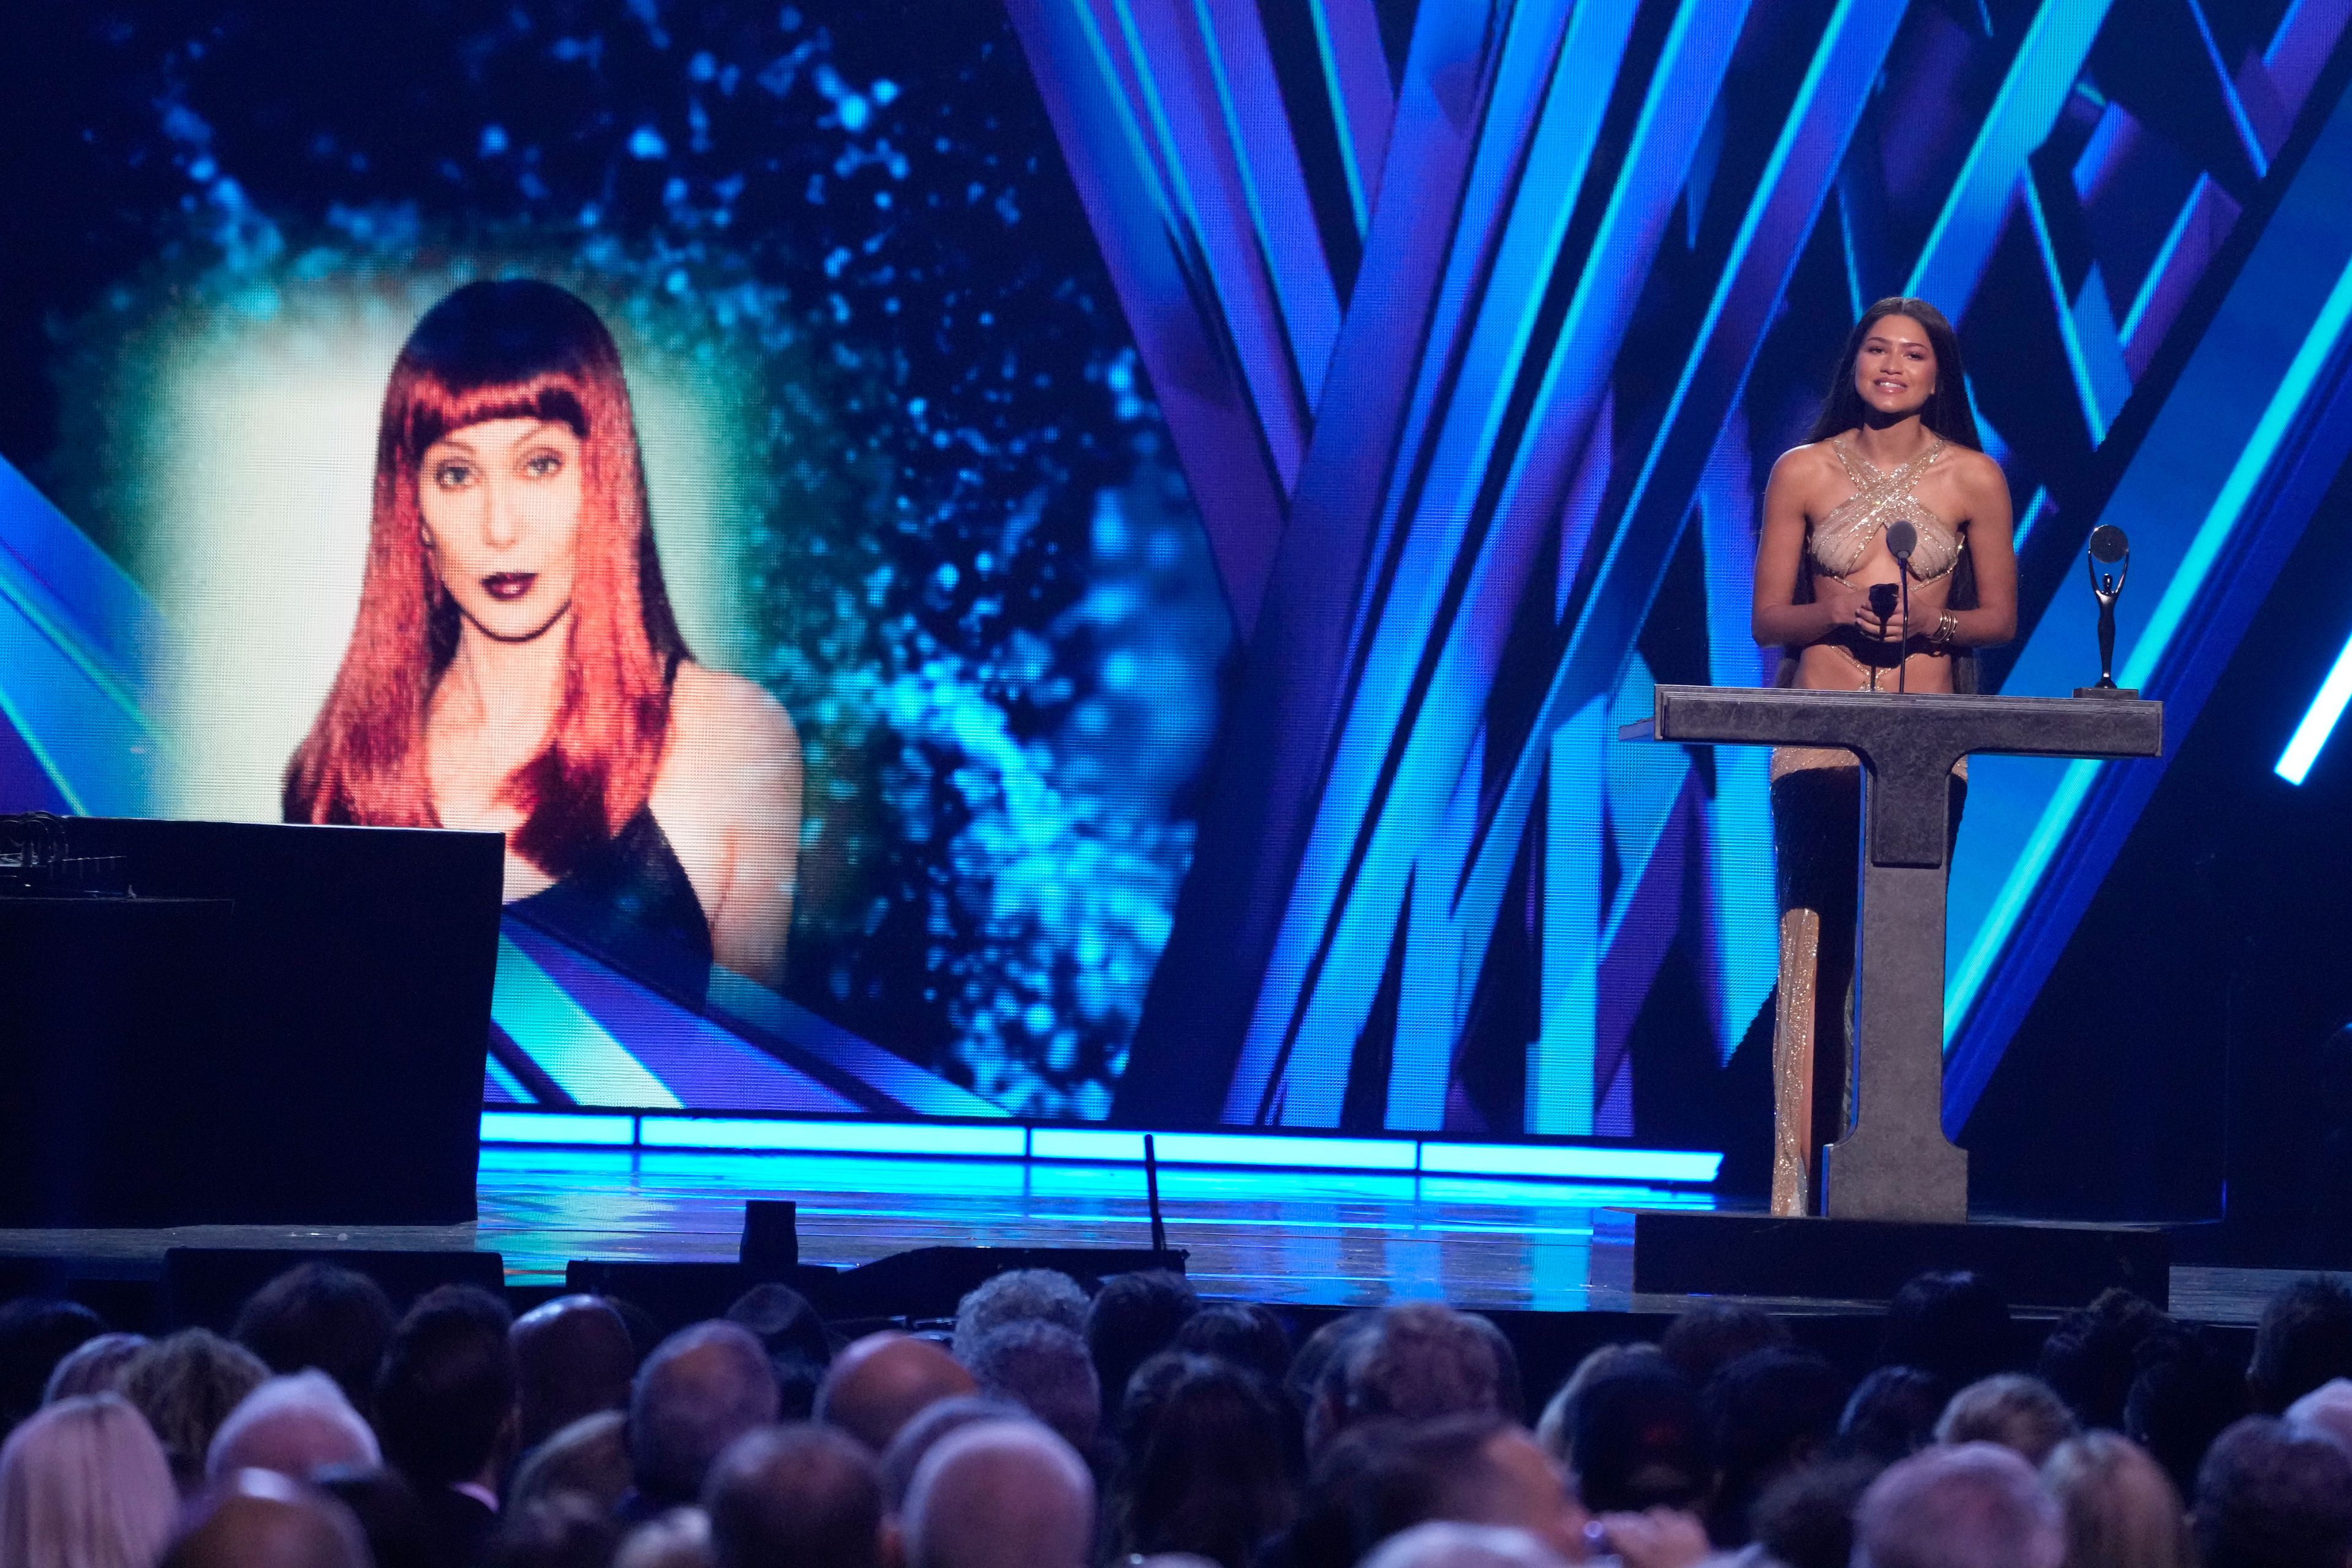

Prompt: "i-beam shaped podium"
[1614,685,2168,1305]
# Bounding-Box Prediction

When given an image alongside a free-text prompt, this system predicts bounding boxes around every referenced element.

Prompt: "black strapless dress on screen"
[508,805,714,1006]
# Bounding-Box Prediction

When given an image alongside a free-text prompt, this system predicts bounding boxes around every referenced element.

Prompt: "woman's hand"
[1586,1509,1712,1568]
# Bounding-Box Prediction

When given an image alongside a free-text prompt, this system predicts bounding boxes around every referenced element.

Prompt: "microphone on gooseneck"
[1885,521,1918,693]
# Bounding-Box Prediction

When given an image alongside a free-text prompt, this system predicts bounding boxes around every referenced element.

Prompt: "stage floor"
[0,1144,2313,1324]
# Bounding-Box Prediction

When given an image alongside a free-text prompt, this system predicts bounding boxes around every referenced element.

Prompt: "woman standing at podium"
[284,279,803,998]
[1749,298,2018,1216]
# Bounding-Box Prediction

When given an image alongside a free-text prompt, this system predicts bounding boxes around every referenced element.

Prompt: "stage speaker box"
[163,1248,507,1331]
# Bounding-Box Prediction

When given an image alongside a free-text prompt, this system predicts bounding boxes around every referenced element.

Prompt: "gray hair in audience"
[42,1334,148,1407]
[159,1468,371,1568]
[615,1506,714,1568]
[951,1272,1088,1365]
[2285,1377,2352,1455]
[903,1419,1095,1568]
[1853,1442,2063,1568]
[1346,1305,1503,1425]
[1359,1522,1569,1568]
[206,1370,379,1482]
[963,1321,1099,1457]
[0,1393,179,1568]
[629,1322,782,1508]
[879,1396,1031,1510]
[2042,1430,2193,1568]
[1935,1373,2081,1468]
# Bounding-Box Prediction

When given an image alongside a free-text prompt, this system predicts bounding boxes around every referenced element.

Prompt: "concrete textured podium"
[1617,687,2163,1297]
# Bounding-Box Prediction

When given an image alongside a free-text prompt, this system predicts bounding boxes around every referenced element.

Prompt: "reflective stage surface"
[0,1146,2316,1325]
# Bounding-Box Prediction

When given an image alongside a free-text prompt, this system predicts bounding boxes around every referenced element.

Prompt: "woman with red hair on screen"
[285,278,801,998]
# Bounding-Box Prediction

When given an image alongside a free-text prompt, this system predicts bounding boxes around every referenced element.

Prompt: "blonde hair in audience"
[0,1394,179,1568]
[2042,1431,2193,1568]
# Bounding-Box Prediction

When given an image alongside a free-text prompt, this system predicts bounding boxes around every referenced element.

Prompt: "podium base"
[1616,1210,2169,1311]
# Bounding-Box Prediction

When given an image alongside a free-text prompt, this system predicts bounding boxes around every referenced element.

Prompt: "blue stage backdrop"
[4,1,2351,1172]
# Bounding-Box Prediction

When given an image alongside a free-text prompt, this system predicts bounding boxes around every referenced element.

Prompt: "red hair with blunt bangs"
[284,279,690,876]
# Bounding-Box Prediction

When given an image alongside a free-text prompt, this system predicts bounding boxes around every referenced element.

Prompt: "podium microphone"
[1885,521,1918,692]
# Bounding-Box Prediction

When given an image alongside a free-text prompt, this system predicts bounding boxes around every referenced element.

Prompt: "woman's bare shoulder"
[670,663,802,773]
[1767,437,1843,491]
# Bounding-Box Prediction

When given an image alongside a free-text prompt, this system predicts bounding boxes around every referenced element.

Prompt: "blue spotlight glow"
[638,1117,1028,1157]
[1417,1142,1722,1183]
[1152,1132,1417,1170]
[2277,625,2352,784]
[480,1111,636,1146]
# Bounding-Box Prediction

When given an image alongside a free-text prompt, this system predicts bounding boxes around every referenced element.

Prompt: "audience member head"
[725,1285,831,1421]
[0,1393,178,1568]
[1749,1457,1880,1568]
[1836,1365,1945,1464]
[0,1300,105,1438]
[902,1420,1094,1568]
[42,1334,146,1404]
[950,1272,1087,1366]
[1660,1303,1792,1389]
[2043,1430,2192,1568]
[1359,1522,1567,1568]
[2126,1330,2250,1498]
[511,1295,638,1451]
[511,1411,633,1515]
[1934,1373,2080,1468]
[1344,1305,1503,1428]
[817,1333,976,1455]
[1291,1314,1374,1463]
[1109,1354,1294,1568]
[1703,1348,1848,1546]
[312,1466,435,1568]
[1879,1272,2015,1396]
[120,1329,271,1493]
[2287,1376,2352,1453]
[1348,1415,1588,1566]
[1174,1304,1291,1392]
[480,1493,622,1568]
[629,1322,779,1509]
[2249,1275,2352,1415]
[208,1371,379,1482]
[1852,1442,2062,1568]
[614,1507,712,1568]
[375,1284,518,1497]
[963,1321,1099,1458]
[2035,1289,2174,1431]
[162,1468,371,1568]
[1564,1360,1707,1515]
[2193,1414,2352,1568]
[704,1423,883,1568]
[232,1264,398,1421]
[1533,1343,1661,1470]
[1090,1273,1200,1423]
[878,1396,1030,1512]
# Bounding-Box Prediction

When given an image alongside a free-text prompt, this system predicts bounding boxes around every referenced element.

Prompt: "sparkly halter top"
[1809,435,1961,582]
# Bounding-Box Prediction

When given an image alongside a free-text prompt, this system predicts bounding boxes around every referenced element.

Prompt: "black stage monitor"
[0,818,500,1227]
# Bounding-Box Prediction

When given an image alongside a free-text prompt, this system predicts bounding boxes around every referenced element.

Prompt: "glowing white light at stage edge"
[2277,626,2352,785]
[137,284,761,821]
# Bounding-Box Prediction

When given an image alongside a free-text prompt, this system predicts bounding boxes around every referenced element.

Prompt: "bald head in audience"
[1853,1442,2063,1568]
[513,1295,638,1450]
[903,1420,1094,1568]
[818,1333,978,1453]
[162,1469,371,1568]
[630,1322,781,1509]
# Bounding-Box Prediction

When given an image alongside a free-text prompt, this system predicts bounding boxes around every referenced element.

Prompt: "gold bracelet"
[1935,609,1959,647]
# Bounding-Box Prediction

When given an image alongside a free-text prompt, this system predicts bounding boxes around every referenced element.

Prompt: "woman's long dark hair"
[1805,296,1983,450]
[1786,296,1985,690]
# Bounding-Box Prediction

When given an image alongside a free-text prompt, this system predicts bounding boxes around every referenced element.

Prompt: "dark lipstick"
[483,571,537,602]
